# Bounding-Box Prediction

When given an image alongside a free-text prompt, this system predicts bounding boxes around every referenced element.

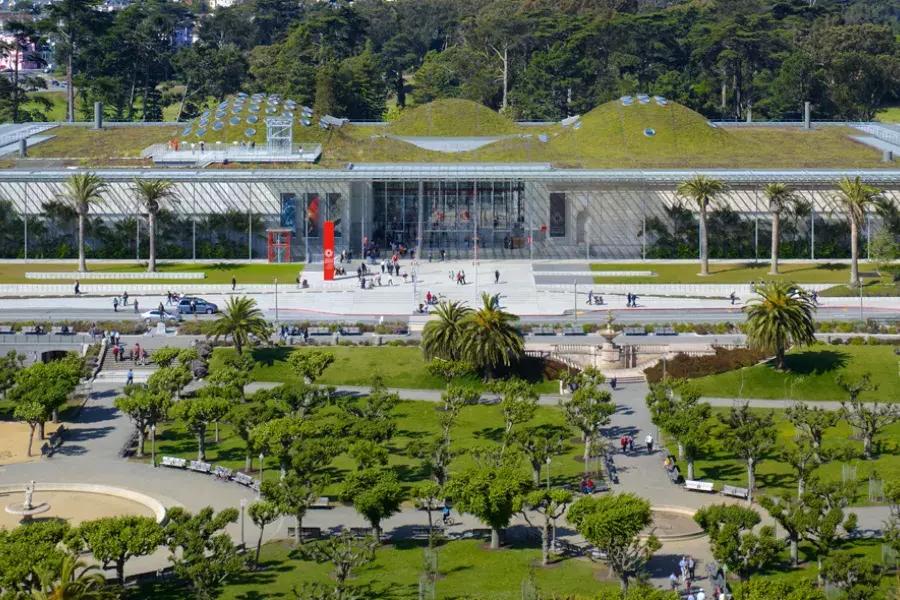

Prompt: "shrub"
[644,346,769,383]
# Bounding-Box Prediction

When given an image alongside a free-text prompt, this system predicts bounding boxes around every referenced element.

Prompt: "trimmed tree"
[719,402,777,503]
[295,532,377,600]
[514,424,570,485]
[76,515,163,583]
[760,492,806,566]
[13,400,49,457]
[567,493,660,591]
[785,401,840,461]
[744,281,817,370]
[114,387,170,458]
[521,488,572,566]
[560,382,614,474]
[645,380,710,480]
[822,553,882,600]
[339,468,404,541]
[838,373,898,459]
[676,174,725,276]
[490,378,537,453]
[172,395,233,461]
[247,500,280,567]
[286,349,335,384]
[164,507,243,600]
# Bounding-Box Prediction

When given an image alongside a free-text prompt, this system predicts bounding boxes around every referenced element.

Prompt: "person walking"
[494,270,500,284]
[627,435,634,452]
[113,297,119,312]
[669,573,678,592]
[231,276,236,291]
[126,368,133,386]
[620,436,628,454]
[440,248,446,261]
[74,280,80,295]
[688,556,696,580]
[122,291,129,306]
[610,376,617,390]
[645,433,654,454]
[695,589,706,600]
[133,299,139,314]
[729,292,736,305]
[679,556,687,582]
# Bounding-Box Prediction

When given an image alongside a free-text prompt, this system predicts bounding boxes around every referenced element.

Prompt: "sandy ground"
[0,421,63,466]
[0,490,154,529]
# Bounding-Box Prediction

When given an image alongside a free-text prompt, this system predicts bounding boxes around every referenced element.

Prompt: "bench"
[51,326,76,335]
[161,456,187,468]
[655,326,676,336]
[684,479,715,493]
[349,527,374,538]
[188,460,212,474]
[308,327,331,336]
[341,326,362,336]
[287,527,323,540]
[23,326,45,335]
[417,498,446,511]
[532,327,556,336]
[233,471,255,486]
[552,538,586,557]
[213,466,233,480]
[623,326,646,336]
[411,525,444,540]
[0,325,15,334]
[461,528,492,540]
[311,496,332,509]
[562,327,585,336]
[722,485,750,499]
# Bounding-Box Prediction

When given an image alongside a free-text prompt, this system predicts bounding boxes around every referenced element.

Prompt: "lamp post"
[573,280,578,324]
[274,277,279,323]
[545,456,551,491]
[240,498,247,549]
[858,280,864,322]
[150,424,157,468]
[258,452,265,499]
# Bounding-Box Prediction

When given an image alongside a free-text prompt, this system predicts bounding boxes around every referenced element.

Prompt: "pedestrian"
[669,573,678,591]
[610,376,617,390]
[440,248,446,261]
[626,293,632,307]
[122,291,129,305]
[688,556,696,579]
[112,344,120,362]
[729,292,736,305]
[461,270,466,285]
[632,294,638,307]
[620,435,628,453]
[381,259,386,274]
[159,302,165,315]
[679,556,687,580]
[231,276,236,291]
[587,290,593,305]
[686,592,695,600]
[646,433,654,454]
[695,589,706,600]
[90,322,97,341]
[74,280,80,295]
[627,435,634,452]
[113,297,119,312]
[134,299,139,313]
[190,299,197,314]
[126,368,133,386]
[494,270,500,284]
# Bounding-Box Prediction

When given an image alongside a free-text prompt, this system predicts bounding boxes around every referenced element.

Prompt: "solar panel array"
[178,92,317,141]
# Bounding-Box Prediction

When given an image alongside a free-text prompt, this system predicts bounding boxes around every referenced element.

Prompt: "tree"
[739,579,825,600]
[247,500,279,568]
[521,488,572,566]
[461,293,524,378]
[146,364,193,399]
[172,395,233,461]
[251,416,304,476]
[348,439,388,470]
[799,480,858,583]
[645,380,710,480]
[132,179,176,272]
[785,402,840,461]
[764,183,806,275]
[490,378,537,453]
[760,492,806,565]
[675,175,725,276]
[287,349,335,384]
[445,459,532,549]
[76,515,162,583]
[60,173,107,272]
[41,0,101,122]
[744,281,816,370]
[14,400,48,456]
[422,300,472,361]
[30,553,114,600]
[339,468,404,541]
[209,296,271,354]
[781,438,821,498]
[0,519,72,593]
[868,227,898,277]
[835,177,886,286]
[7,355,82,434]
[227,401,272,471]
[294,532,377,600]
[822,552,881,600]
[151,346,182,368]
[114,387,170,458]
[560,380,614,473]
[164,507,243,600]
[568,493,660,591]
[694,503,781,588]
[413,481,443,546]
[514,424,570,486]
[0,350,23,398]
[206,351,253,403]
[838,373,898,459]
[719,402,777,503]
[340,378,399,443]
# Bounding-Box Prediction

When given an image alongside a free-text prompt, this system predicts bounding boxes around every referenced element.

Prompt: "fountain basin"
[642,505,704,542]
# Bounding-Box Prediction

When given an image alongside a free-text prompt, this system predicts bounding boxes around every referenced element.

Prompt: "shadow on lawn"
[779,350,847,375]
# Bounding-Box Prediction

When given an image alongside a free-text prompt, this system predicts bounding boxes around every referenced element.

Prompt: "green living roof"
[14,98,895,170]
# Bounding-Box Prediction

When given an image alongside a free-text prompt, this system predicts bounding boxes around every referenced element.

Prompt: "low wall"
[0,482,167,523]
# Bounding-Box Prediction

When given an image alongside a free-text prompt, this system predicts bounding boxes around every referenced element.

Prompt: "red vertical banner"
[323,220,335,281]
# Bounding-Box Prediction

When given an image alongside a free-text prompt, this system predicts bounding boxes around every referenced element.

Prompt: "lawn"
[876,106,900,123]
[820,280,900,297]
[129,539,618,600]
[0,262,303,285]
[692,344,899,402]
[590,261,855,284]
[150,396,589,495]
[664,407,900,505]
[27,124,178,160]
[211,346,561,393]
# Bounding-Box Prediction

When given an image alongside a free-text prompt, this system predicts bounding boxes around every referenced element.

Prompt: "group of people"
[111,291,132,313]
[668,555,728,600]
[111,341,148,365]
[579,477,597,494]
[625,293,639,307]
[586,290,605,305]
[278,325,309,342]
[338,249,354,263]
[453,270,468,285]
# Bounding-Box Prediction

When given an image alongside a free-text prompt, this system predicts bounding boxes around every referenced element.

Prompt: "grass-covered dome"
[387,99,518,137]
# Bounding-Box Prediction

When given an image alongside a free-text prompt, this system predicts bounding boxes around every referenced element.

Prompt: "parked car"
[142,309,181,323]
[176,297,218,314]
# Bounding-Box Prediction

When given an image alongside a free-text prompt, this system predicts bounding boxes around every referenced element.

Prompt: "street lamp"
[545,456,552,491]
[150,424,157,468]
[258,452,265,499]
[573,280,578,324]
[274,277,279,324]
[240,498,247,549]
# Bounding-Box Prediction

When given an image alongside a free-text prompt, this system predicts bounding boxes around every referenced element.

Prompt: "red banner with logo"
[323,220,335,281]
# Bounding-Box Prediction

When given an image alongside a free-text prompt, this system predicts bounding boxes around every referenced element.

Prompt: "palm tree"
[61,173,107,272]
[676,175,726,276]
[764,183,806,275]
[835,176,886,286]
[209,296,271,354]
[744,281,816,370]
[421,300,472,361]
[133,179,176,272]
[31,553,114,599]
[461,293,524,378]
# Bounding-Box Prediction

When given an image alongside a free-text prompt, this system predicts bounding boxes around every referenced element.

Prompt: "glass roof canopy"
[0,165,899,185]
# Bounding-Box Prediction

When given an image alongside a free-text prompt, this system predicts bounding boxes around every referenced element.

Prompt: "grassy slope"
[876,106,900,123]
[151,396,587,495]
[692,344,899,402]
[590,261,855,284]
[211,347,559,393]
[665,407,900,505]
[28,125,178,159]
[132,539,618,600]
[0,262,303,285]
[387,98,519,136]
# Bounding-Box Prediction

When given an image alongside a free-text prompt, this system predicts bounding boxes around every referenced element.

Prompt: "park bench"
[349,527,374,538]
[287,527,323,540]
[341,326,362,336]
[684,479,715,493]
[51,326,75,335]
[551,538,585,557]
[0,325,15,334]
[212,466,233,480]
[161,456,187,468]
[531,327,556,336]
[41,431,64,457]
[461,528,492,540]
[308,327,331,336]
[233,472,255,487]
[655,326,676,336]
[722,485,750,499]
[562,327,585,336]
[23,325,45,335]
[311,496,332,509]
[587,546,609,561]
[249,479,261,493]
[623,326,646,336]
[411,525,444,540]
[188,460,212,474]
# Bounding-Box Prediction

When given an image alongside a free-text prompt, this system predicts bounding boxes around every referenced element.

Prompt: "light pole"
[240,498,247,549]
[258,452,265,499]
[858,280,864,322]
[545,456,551,491]
[150,424,157,468]
[573,280,578,324]
[274,277,279,323]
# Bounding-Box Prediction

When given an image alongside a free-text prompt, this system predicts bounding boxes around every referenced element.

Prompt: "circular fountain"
[4,481,50,523]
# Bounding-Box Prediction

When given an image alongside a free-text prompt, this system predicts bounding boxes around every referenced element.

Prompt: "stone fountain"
[5,480,50,523]
[596,311,622,366]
